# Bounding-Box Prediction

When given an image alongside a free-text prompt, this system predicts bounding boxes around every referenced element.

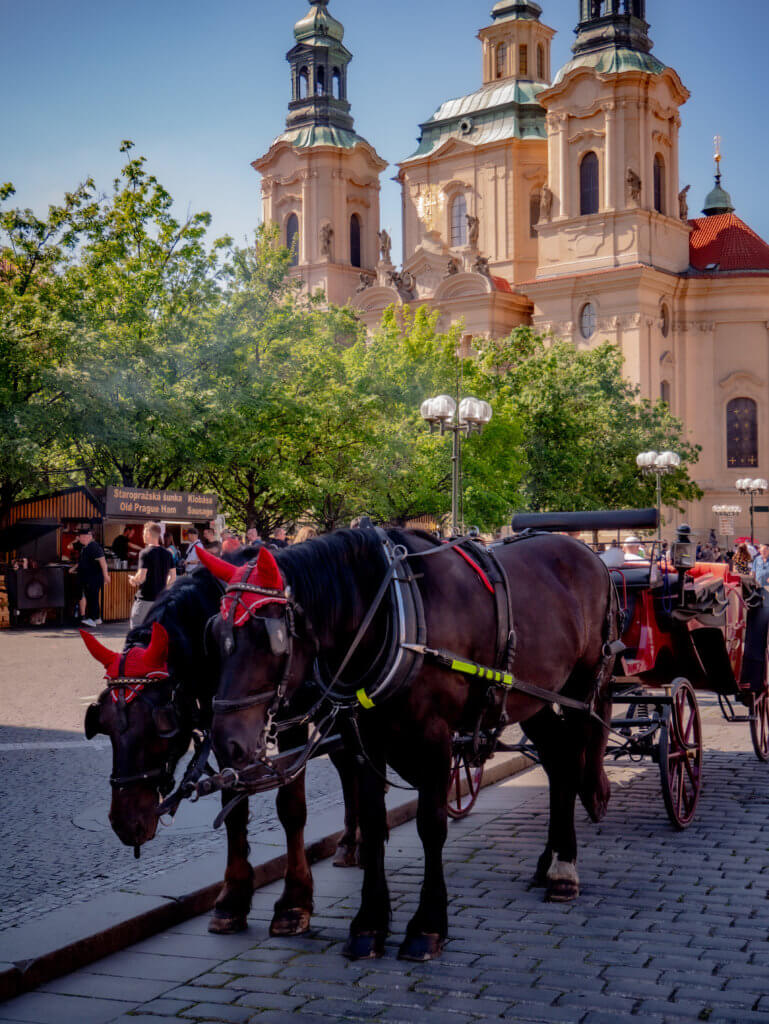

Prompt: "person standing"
[183,527,204,570]
[751,544,769,590]
[269,527,288,549]
[71,526,109,628]
[128,522,176,628]
[245,526,260,545]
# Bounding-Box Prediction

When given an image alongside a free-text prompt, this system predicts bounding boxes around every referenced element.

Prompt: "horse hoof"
[342,931,385,960]
[579,774,611,823]
[270,908,312,936]
[332,844,359,868]
[397,933,445,962]
[208,913,248,934]
[545,880,580,903]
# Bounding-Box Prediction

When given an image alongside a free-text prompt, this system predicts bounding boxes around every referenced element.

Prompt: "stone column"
[670,114,681,219]
[604,102,616,210]
[558,114,569,218]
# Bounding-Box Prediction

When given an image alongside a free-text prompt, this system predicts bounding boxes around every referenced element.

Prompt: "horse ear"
[256,546,283,591]
[143,622,169,671]
[80,629,117,668]
[197,545,238,583]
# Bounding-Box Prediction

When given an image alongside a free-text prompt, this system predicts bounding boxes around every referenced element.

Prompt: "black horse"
[81,551,360,937]
[199,529,617,961]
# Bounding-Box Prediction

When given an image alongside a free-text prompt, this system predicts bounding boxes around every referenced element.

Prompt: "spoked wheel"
[659,677,703,830]
[447,746,484,820]
[750,689,769,762]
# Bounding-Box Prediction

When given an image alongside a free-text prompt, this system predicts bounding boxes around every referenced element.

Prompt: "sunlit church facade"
[254,0,769,534]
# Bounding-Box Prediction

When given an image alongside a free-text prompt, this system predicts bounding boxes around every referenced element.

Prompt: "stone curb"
[0,751,529,1003]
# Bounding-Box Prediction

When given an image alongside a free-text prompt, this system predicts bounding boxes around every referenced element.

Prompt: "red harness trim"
[108,670,169,704]
[453,546,494,594]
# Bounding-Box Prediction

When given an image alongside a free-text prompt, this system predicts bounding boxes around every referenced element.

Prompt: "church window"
[451,195,467,247]
[350,214,362,268]
[286,214,299,267]
[727,398,758,468]
[316,66,326,96]
[333,67,342,99]
[298,67,309,99]
[653,154,665,214]
[519,45,528,77]
[496,44,506,79]
[660,303,670,337]
[529,191,541,238]
[537,44,545,80]
[580,152,600,215]
[580,303,597,340]
[660,380,671,406]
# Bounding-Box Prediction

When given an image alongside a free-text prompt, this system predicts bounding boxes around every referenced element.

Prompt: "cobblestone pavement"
[0,626,344,931]
[2,694,769,1024]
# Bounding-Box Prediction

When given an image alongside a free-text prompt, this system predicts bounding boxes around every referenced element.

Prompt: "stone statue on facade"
[678,185,691,221]
[446,256,461,276]
[466,213,480,250]
[387,269,415,294]
[377,229,392,263]
[626,169,642,204]
[539,184,554,222]
[356,271,375,293]
[320,223,334,257]
[472,254,490,277]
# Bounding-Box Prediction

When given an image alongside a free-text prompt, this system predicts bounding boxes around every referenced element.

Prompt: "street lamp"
[735,478,768,544]
[636,450,682,543]
[421,394,493,536]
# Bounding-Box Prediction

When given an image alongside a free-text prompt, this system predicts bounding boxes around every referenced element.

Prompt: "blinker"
[84,703,101,740]
[152,705,179,739]
[264,617,289,657]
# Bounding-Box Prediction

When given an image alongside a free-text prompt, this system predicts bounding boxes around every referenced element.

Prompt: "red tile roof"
[689,213,769,273]
[491,274,513,293]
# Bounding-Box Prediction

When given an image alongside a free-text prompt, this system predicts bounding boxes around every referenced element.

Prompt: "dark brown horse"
[199,528,617,961]
[81,553,360,937]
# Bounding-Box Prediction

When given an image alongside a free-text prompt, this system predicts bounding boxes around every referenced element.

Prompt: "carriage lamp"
[735,478,768,544]
[421,394,493,536]
[636,450,682,543]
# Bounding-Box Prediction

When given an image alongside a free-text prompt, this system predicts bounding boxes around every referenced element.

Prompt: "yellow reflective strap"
[451,659,478,676]
[356,688,375,710]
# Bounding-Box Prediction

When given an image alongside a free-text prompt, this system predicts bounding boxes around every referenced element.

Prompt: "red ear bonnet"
[197,545,238,583]
[81,622,170,705]
[138,622,169,675]
[221,545,287,627]
[80,630,119,671]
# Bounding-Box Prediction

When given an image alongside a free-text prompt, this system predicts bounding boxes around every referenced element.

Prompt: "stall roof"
[0,520,60,554]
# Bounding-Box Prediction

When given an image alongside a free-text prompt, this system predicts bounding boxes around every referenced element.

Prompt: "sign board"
[105,486,218,522]
[754,505,769,514]
[718,515,735,536]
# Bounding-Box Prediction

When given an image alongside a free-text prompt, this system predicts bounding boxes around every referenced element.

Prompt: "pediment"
[350,285,402,313]
[719,370,766,392]
[434,272,493,302]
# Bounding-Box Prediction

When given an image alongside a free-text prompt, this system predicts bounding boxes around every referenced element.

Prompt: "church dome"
[702,179,735,217]
[294,0,344,44]
[553,46,665,85]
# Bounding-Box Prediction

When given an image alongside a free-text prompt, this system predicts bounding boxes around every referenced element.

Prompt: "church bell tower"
[253,0,387,305]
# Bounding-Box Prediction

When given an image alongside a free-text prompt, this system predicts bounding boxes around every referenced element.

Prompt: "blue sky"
[5,0,768,260]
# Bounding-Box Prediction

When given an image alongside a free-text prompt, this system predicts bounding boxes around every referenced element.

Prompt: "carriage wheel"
[750,690,769,762]
[447,747,484,820]
[659,678,703,830]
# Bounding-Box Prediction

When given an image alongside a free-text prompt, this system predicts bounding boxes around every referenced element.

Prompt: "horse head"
[81,622,194,849]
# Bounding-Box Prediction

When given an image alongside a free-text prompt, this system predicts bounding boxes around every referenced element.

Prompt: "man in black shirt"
[70,526,110,627]
[111,526,140,565]
[129,522,176,628]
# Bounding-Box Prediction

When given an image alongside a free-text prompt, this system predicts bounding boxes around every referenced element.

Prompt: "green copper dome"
[703,176,735,217]
[491,0,542,21]
[553,46,665,85]
[294,0,344,45]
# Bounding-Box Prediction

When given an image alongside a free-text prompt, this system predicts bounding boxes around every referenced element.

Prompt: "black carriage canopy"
[511,509,659,533]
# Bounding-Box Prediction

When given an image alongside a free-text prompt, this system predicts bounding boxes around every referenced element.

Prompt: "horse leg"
[342,740,390,960]
[270,769,314,936]
[397,741,450,962]
[209,794,253,933]
[578,685,612,823]
[522,707,581,903]
[330,748,360,868]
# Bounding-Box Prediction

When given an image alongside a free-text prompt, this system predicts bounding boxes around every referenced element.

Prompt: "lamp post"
[636,450,682,544]
[735,478,768,545]
[420,394,493,536]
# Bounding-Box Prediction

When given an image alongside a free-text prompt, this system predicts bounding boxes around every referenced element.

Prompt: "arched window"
[537,44,545,80]
[653,154,665,215]
[332,67,341,98]
[529,191,541,238]
[580,303,597,340]
[286,213,299,267]
[350,214,361,268]
[496,44,506,79]
[727,398,759,468]
[316,66,326,96]
[298,68,309,99]
[580,152,599,215]
[519,44,528,77]
[660,303,670,338]
[660,380,671,406]
[450,194,467,247]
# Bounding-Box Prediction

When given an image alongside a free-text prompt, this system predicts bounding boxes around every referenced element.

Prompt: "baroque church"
[254,0,769,534]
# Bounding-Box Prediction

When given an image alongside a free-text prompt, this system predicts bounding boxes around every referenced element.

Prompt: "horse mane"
[275,529,389,646]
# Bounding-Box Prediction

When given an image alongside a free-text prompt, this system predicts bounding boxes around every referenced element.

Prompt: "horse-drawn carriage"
[456,508,769,830]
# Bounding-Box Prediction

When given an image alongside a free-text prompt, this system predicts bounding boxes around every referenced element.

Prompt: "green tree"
[473,328,702,513]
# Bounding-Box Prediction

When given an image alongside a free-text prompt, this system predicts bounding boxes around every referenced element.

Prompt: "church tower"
[253,0,387,305]
[532,0,690,278]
